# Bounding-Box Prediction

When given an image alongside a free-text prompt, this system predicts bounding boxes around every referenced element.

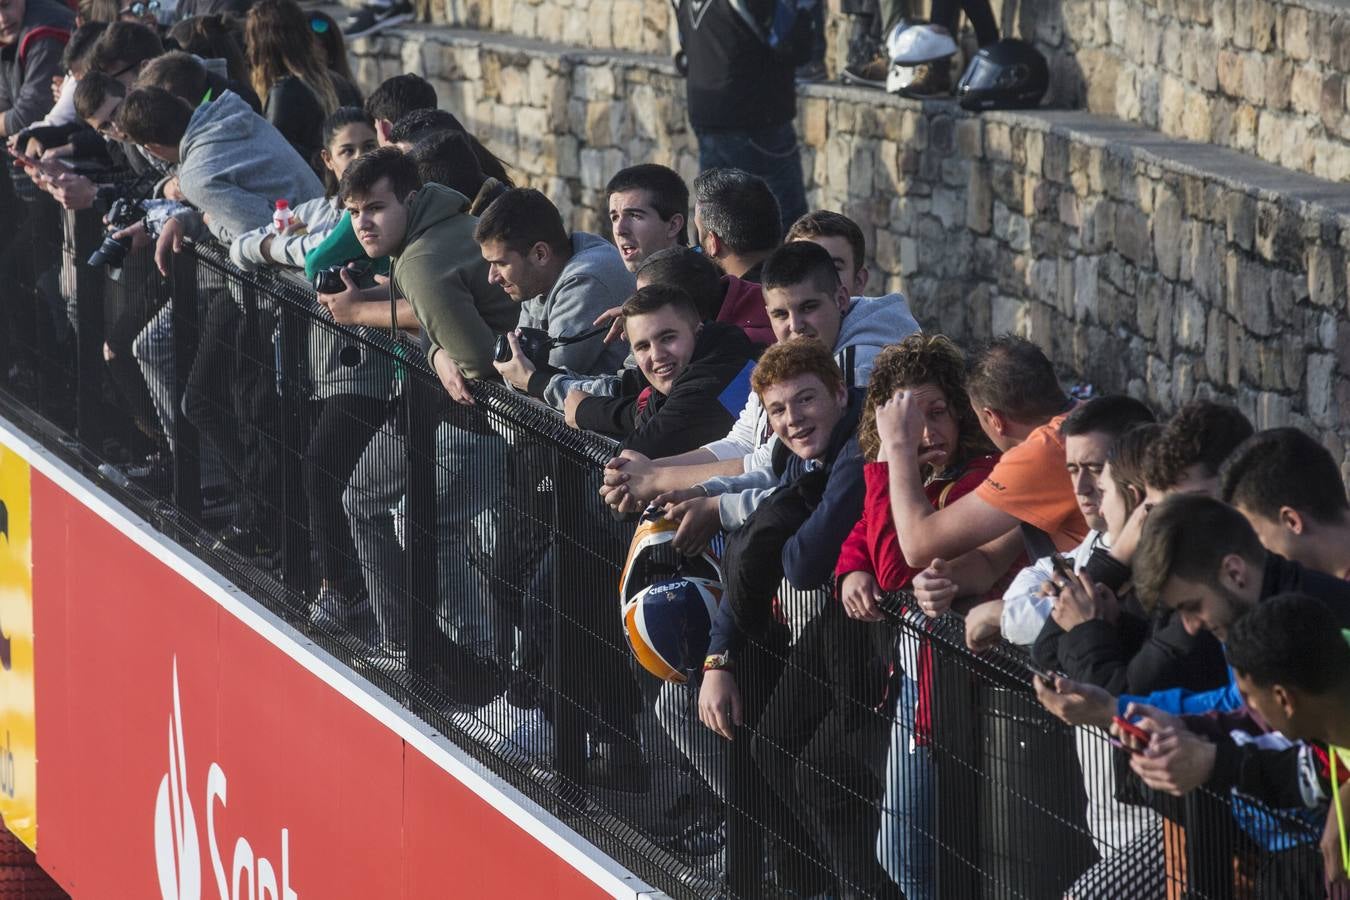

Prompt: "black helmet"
[956,39,1049,111]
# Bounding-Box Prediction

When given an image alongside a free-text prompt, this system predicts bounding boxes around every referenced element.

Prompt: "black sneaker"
[210,524,276,558]
[308,585,362,633]
[586,742,650,793]
[342,0,413,38]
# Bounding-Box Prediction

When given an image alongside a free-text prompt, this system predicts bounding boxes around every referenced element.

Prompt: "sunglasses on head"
[119,0,159,15]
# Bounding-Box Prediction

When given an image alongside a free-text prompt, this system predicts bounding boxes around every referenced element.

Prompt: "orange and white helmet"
[618,508,724,683]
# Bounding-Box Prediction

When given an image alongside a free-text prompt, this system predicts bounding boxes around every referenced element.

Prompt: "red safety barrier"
[4,438,639,899]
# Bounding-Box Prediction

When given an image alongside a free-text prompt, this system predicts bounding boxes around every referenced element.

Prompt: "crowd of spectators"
[0,2,1346,897]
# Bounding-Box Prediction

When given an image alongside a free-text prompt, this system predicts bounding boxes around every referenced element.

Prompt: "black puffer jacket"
[263,76,325,170]
[569,320,757,458]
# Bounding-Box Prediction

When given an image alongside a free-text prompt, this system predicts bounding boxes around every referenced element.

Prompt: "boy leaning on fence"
[897,337,1086,650]
[1224,593,1350,891]
[538,283,758,460]
[692,337,866,897]
[599,231,919,535]
[333,146,518,668]
[1043,497,1350,817]
[483,187,635,395]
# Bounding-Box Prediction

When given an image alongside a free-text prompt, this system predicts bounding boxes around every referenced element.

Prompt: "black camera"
[493,326,554,368]
[86,195,146,273]
[313,259,373,295]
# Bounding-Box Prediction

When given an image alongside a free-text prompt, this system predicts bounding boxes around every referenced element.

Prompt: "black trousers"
[303,393,386,590]
[104,268,167,453]
[183,293,281,540]
[931,0,999,45]
[0,193,69,414]
[754,604,902,899]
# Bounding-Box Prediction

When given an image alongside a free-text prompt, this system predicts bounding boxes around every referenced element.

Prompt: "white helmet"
[886,22,958,66]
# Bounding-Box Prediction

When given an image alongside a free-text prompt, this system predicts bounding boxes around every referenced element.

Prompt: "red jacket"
[835,455,999,589]
[717,275,775,348]
[836,454,1000,744]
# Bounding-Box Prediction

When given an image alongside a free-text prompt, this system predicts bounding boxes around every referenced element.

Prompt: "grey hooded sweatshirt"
[699,291,921,529]
[174,90,325,245]
[518,232,634,377]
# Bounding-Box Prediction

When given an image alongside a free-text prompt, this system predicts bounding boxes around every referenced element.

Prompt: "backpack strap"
[1019,521,1058,562]
[838,344,857,388]
[18,26,70,68]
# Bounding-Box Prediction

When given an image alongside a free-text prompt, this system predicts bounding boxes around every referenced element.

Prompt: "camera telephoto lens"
[87,234,131,270]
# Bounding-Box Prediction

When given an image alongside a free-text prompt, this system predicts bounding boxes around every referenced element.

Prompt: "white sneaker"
[453,695,554,761]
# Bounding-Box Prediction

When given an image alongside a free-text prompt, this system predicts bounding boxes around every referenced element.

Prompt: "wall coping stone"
[1287,0,1350,15]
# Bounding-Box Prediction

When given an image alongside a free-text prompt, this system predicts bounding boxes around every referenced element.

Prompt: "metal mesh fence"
[0,182,1330,899]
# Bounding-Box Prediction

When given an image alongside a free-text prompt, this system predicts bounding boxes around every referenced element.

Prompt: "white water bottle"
[272,199,292,235]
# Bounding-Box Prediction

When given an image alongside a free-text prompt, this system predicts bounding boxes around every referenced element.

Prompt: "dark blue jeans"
[696,122,808,235]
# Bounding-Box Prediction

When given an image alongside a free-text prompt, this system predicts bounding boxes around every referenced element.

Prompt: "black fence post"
[273,299,308,600]
[550,455,589,809]
[168,249,201,519]
[403,367,438,680]
[724,718,759,898]
[931,626,981,899]
[71,208,106,450]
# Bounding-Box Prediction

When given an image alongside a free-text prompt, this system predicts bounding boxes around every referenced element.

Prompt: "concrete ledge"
[351,25,1350,475]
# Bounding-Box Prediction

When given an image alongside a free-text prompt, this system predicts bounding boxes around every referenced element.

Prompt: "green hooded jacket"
[392,184,518,379]
[303,209,391,280]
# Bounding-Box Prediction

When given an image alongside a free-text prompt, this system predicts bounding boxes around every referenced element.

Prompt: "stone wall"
[404,0,1350,181]
[1017,0,1350,181]
[350,27,1350,472]
[430,0,672,53]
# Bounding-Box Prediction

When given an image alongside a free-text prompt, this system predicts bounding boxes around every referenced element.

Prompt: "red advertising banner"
[25,463,635,900]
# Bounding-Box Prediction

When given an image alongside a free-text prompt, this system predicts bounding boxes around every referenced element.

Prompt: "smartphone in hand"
[1111,715,1151,754]
[1049,553,1075,583]
[1026,657,1057,684]
[5,145,36,168]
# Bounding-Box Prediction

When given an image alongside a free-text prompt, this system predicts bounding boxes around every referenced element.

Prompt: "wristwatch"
[702,650,732,672]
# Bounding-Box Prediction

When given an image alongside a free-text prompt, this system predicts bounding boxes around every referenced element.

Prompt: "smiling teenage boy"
[688,337,865,896]
[692,338,865,732]
[534,284,755,458]
[615,240,918,552]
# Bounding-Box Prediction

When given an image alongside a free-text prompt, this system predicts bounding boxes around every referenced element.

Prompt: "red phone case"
[1113,715,1151,746]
